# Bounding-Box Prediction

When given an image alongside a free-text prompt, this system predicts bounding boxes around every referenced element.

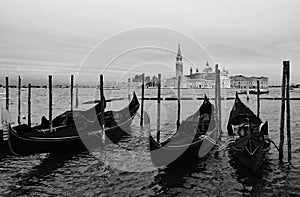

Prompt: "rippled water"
[0,87,300,196]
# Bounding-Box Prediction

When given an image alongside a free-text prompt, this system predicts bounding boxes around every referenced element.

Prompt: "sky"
[0,0,299,85]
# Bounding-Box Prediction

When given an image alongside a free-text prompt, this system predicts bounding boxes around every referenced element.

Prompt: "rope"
[139,111,279,154]
[270,139,280,152]
[138,111,236,151]
[136,111,251,153]
[200,135,236,151]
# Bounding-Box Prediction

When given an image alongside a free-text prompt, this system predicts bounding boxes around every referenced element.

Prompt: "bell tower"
[175,44,183,78]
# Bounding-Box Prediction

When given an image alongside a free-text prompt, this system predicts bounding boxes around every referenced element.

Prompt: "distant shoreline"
[0,85,289,89]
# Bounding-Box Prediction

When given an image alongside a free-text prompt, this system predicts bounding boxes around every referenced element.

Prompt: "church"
[164,45,231,88]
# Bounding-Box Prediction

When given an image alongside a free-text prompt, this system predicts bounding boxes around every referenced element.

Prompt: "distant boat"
[237,89,270,95]
[291,84,300,89]
[103,87,120,90]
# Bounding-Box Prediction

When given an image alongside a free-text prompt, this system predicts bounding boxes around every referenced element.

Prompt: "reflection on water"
[0,87,299,196]
[154,158,206,189]
[7,151,86,196]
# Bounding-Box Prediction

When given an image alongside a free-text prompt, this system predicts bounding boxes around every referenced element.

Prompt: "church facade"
[164,45,231,89]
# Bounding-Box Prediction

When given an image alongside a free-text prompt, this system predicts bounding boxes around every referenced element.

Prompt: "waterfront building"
[230,75,269,89]
[164,45,231,89]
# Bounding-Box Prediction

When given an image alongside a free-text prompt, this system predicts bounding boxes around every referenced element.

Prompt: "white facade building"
[164,45,231,89]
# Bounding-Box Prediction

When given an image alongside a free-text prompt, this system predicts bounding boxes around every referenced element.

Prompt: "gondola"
[227,93,270,172]
[148,96,218,167]
[6,92,140,156]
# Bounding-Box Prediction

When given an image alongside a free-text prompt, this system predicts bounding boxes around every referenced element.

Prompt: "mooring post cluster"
[9,74,79,127]
[279,60,292,161]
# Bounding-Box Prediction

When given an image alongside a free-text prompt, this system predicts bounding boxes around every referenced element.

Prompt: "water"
[1,87,300,196]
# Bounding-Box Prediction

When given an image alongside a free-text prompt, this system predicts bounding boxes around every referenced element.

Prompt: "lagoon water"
[0,87,300,196]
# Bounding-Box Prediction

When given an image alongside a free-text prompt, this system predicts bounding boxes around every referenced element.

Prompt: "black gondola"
[6,92,140,156]
[148,96,218,167]
[227,93,270,172]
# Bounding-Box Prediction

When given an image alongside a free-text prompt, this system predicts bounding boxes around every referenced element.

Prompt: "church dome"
[202,62,212,73]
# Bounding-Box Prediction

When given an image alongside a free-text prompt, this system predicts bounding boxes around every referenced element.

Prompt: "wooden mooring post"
[157,73,161,143]
[214,65,218,125]
[5,77,9,110]
[100,75,105,141]
[128,78,131,101]
[217,69,222,133]
[279,60,292,161]
[75,84,79,108]
[28,83,31,127]
[279,64,286,161]
[257,80,260,118]
[70,75,74,112]
[285,61,291,161]
[18,76,21,125]
[177,76,181,130]
[49,75,53,132]
[246,85,250,101]
[214,64,222,157]
[214,65,220,133]
[140,73,145,128]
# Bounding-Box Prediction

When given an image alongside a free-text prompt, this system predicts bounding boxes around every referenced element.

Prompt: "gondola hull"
[227,94,270,172]
[228,136,270,172]
[7,93,140,156]
[149,135,204,167]
[8,113,136,156]
[0,138,10,157]
[8,126,86,155]
[148,96,217,167]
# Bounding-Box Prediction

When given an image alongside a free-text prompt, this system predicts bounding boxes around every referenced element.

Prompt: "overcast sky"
[0,0,299,85]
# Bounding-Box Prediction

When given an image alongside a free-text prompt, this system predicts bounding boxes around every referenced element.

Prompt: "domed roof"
[202,62,212,73]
